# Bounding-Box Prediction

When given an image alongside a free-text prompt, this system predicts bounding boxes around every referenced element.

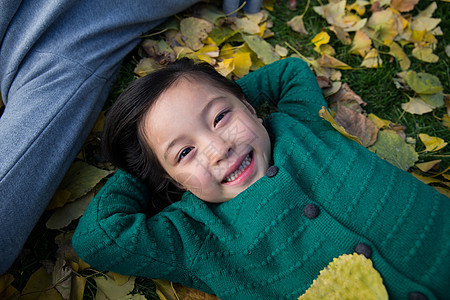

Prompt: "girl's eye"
[214,110,229,127]
[178,147,192,162]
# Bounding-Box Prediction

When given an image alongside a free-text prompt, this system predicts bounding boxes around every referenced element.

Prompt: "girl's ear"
[165,174,186,191]
[242,99,263,123]
[242,100,257,115]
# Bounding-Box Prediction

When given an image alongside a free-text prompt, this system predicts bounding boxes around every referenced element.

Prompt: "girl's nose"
[201,136,232,165]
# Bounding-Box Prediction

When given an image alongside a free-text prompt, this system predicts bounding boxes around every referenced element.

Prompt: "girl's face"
[142,77,271,203]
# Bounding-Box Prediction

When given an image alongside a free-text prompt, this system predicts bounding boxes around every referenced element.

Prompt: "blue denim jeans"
[0,0,212,274]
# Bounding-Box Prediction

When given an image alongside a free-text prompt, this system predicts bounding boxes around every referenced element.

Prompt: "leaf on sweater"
[298,253,388,300]
[368,130,418,171]
[47,161,111,210]
[94,272,136,300]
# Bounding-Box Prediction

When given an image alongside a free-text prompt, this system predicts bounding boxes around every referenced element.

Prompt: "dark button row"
[267,165,429,300]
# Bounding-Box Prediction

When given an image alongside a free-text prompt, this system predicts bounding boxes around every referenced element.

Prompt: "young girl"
[73,57,449,300]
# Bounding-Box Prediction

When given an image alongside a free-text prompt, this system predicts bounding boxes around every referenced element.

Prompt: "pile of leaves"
[2,0,448,299]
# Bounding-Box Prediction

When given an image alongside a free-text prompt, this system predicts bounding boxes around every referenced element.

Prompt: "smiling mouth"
[222,152,253,184]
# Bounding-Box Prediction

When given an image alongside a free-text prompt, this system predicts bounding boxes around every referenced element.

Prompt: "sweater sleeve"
[236,57,326,122]
[72,169,196,285]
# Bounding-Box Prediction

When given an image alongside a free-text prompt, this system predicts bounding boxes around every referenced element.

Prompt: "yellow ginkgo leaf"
[361,48,382,68]
[233,52,252,77]
[387,41,410,71]
[215,57,234,77]
[411,172,442,184]
[350,29,372,57]
[311,32,330,49]
[412,46,439,63]
[368,113,391,129]
[415,160,441,172]
[318,106,362,145]
[275,44,289,57]
[367,9,398,44]
[298,254,388,300]
[419,133,447,152]
[411,16,441,32]
[401,96,434,115]
[287,15,308,35]
[319,54,352,69]
[346,0,370,16]
[442,114,450,129]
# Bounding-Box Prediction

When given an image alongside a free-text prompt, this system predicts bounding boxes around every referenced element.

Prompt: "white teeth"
[224,153,252,182]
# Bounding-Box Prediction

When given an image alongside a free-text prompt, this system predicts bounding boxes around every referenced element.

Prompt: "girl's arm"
[236,57,326,123]
[72,170,196,286]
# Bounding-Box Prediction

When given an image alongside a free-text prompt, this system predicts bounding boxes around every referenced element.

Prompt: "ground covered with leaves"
[1,0,449,299]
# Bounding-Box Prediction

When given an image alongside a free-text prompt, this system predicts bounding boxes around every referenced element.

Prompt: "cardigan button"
[265,166,279,177]
[304,204,320,219]
[409,292,428,300]
[355,243,372,258]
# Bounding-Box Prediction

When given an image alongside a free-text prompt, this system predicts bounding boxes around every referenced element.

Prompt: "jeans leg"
[0,0,200,274]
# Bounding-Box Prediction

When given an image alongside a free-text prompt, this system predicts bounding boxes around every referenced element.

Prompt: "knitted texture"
[73,58,449,300]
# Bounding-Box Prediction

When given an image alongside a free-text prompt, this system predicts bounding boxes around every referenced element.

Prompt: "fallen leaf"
[368,130,418,171]
[387,41,410,70]
[443,114,450,129]
[319,54,352,69]
[274,45,289,57]
[346,0,370,16]
[368,113,391,129]
[415,160,441,172]
[416,2,437,18]
[328,82,366,109]
[134,57,161,77]
[419,92,444,108]
[46,190,94,229]
[215,58,235,77]
[446,45,450,58]
[433,186,450,197]
[232,17,261,34]
[405,71,443,95]
[350,29,372,57]
[198,5,226,24]
[334,104,379,147]
[298,254,388,300]
[390,0,419,12]
[21,267,64,300]
[419,133,447,152]
[153,279,219,300]
[411,172,443,184]
[322,81,342,97]
[52,257,72,300]
[311,32,330,49]
[0,274,20,299]
[70,275,86,300]
[401,96,434,115]
[241,34,280,64]
[412,46,439,63]
[319,106,362,145]
[361,48,382,68]
[47,161,111,210]
[94,273,135,300]
[180,17,214,51]
[233,52,252,77]
[286,15,308,35]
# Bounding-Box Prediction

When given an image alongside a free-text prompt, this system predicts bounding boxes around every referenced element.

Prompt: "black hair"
[102,57,246,210]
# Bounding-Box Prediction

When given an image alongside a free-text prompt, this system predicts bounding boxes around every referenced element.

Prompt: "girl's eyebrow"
[163,96,229,162]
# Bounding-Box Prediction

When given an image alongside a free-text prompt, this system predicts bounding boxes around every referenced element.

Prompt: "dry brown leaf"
[390,0,419,12]
[286,15,308,35]
[316,76,332,89]
[328,83,366,111]
[334,104,379,147]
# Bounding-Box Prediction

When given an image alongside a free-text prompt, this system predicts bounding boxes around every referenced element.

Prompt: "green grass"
[7,0,449,298]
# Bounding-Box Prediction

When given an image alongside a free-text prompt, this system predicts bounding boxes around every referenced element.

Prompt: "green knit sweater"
[73,58,449,300]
